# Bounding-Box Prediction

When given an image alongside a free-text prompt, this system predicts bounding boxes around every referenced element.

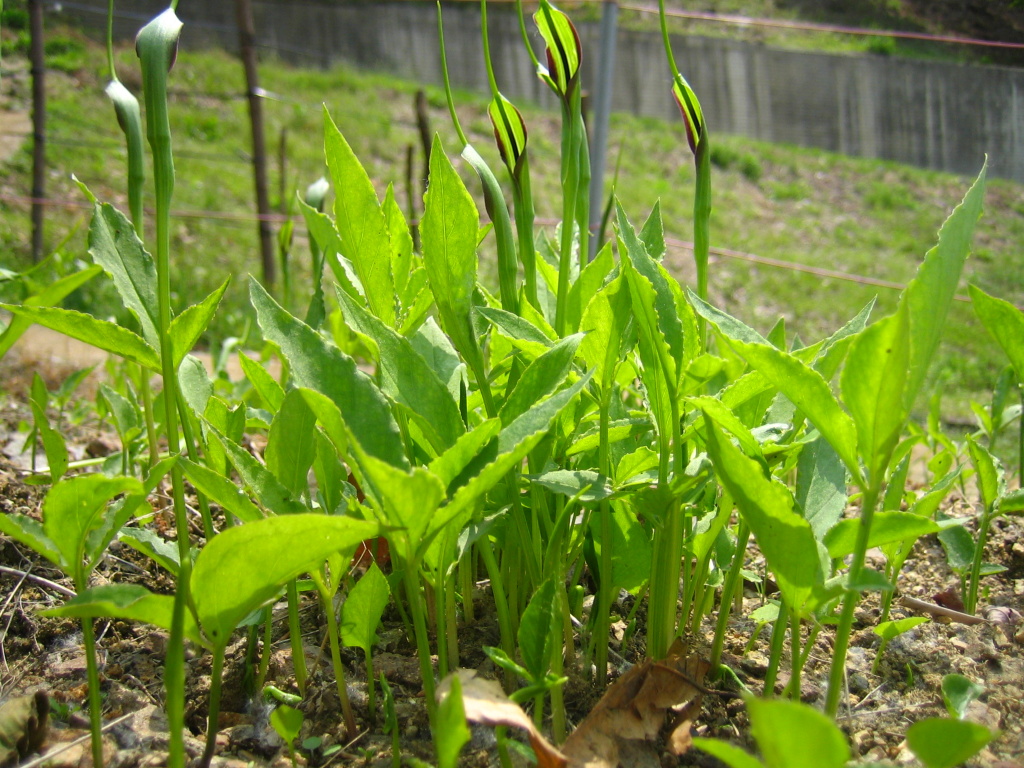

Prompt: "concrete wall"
[59,0,1017,181]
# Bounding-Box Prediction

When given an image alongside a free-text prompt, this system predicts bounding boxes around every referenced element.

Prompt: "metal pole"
[29,0,46,262]
[588,0,617,260]
[235,0,276,288]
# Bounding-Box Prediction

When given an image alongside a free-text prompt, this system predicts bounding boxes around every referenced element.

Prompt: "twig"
[0,566,30,671]
[0,565,76,599]
[899,595,987,625]
[17,710,135,768]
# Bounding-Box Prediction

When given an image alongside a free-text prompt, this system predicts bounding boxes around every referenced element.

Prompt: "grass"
[2,35,1023,418]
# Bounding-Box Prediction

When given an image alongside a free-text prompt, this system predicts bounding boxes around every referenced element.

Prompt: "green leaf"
[1,305,160,371]
[206,427,306,516]
[580,270,634,389]
[29,394,67,483]
[428,419,502,490]
[43,474,144,580]
[180,458,262,526]
[118,526,181,575]
[0,265,101,359]
[795,437,847,541]
[340,562,391,653]
[969,283,1024,382]
[499,334,582,426]
[901,162,987,411]
[191,513,381,647]
[0,513,60,568]
[265,389,318,497]
[639,202,666,262]
[688,289,770,347]
[726,338,862,486]
[967,437,1001,512]
[567,240,615,334]
[518,579,558,681]
[422,135,480,360]
[323,109,396,327]
[937,521,975,573]
[747,697,849,768]
[703,415,825,616]
[250,278,406,469]
[354,455,445,564]
[41,584,201,645]
[445,373,593,526]
[941,673,985,720]
[906,718,992,768]
[335,286,463,452]
[591,503,652,594]
[270,705,304,746]
[168,280,228,368]
[238,352,285,413]
[528,469,612,503]
[873,616,929,641]
[476,306,553,358]
[840,306,910,484]
[435,674,470,768]
[691,738,764,768]
[824,512,939,559]
[98,384,140,437]
[87,202,159,347]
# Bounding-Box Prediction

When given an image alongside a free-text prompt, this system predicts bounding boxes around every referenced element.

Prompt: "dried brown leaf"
[560,643,709,768]
[437,670,568,768]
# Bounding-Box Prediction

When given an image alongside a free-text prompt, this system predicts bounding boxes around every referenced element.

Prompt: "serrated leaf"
[703,414,825,616]
[265,389,318,497]
[901,162,986,411]
[250,278,406,469]
[1,305,159,371]
[499,334,582,426]
[841,306,910,484]
[336,286,463,452]
[0,266,102,359]
[87,202,159,347]
[191,513,381,647]
[519,579,558,680]
[168,280,228,368]
[42,584,201,645]
[324,109,396,326]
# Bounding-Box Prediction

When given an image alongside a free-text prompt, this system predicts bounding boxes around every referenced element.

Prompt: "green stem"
[478,537,516,687]
[286,580,308,695]
[825,483,881,717]
[763,599,788,697]
[403,565,437,720]
[255,605,273,692]
[693,139,712,351]
[710,519,748,669]
[365,648,376,727]
[81,616,106,768]
[786,607,801,701]
[320,582,357,738]
[967,504,995,614]
[175,391,214,539]
[166,558,190,768]
[199,646,225,768]
[137,16,190,764]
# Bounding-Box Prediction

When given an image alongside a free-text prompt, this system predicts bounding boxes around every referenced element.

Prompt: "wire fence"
[6,0,1021,300]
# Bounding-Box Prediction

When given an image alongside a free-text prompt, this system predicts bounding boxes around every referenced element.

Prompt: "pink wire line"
[618,1,1024,50]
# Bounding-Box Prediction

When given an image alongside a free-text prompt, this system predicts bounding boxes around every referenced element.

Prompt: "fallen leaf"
[437,670,567,768]
[560,641,709,768]
[934,586,965,613]
[0,691,49,767]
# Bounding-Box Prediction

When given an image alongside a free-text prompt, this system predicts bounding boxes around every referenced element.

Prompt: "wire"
[618,2,1024,51]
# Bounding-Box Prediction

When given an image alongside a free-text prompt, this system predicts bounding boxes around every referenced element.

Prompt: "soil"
[1,331,1024,768]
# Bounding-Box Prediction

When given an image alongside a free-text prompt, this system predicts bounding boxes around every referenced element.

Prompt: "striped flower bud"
[489,94,528,175]
[672,74,705,157]
[534,0,581,100]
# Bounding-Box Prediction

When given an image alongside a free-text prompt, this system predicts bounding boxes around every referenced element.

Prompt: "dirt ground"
[1,333,1023,768]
